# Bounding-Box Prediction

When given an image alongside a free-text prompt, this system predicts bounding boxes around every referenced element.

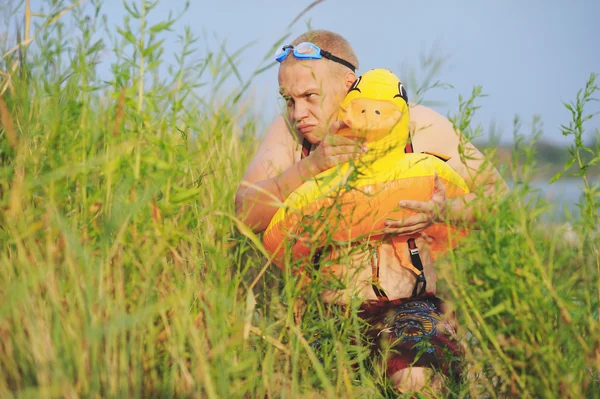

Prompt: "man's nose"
[293,102,309,121]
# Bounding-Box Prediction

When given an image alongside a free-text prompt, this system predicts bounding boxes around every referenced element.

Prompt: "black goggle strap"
[319,49,356,72]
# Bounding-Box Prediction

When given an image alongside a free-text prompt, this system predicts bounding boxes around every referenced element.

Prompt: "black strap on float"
[405,133,428,297]
[311,247,323,271]
[370,245,389,302]
[408,238,427,297]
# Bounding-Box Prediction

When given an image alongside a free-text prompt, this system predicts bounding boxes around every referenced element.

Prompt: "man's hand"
[383,172,447,236]
[303,121,366,176]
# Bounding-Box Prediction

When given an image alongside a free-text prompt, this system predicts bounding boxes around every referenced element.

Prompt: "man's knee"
[390,367,444,396]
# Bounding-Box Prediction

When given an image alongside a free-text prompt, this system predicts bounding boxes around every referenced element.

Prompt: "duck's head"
[337,69,410,147]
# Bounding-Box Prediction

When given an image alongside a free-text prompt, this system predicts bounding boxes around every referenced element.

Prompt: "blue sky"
[30,0,600,144]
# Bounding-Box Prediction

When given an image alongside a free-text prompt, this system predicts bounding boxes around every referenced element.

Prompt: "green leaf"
[123,1,140,18]
[142,39,164,57]
[549,171,563,184]
[243,289,256,340]
[169,187,203,204]
[563,102,574,112]
[483,302,507,319]
[216,212,272,261]
[149,21,175,34]
[116,27,137,46]
[588,155,600,165]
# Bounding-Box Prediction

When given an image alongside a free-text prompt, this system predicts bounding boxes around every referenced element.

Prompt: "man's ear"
[343,70,358,92]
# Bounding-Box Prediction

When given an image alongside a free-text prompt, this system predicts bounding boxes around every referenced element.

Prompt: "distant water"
[508,178,599,221]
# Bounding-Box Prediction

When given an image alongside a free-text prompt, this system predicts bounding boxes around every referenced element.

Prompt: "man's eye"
[306,93,317,99]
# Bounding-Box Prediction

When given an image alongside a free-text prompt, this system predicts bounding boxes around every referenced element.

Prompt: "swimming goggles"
[275,42,356,72]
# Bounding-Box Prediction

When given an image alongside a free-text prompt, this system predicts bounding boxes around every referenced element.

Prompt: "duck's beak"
[337,98,402,142]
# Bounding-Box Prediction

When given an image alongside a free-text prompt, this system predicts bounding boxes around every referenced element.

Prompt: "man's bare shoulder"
[240,114,300,185]
[408,104,462,152]
[409,104,458,135]
[408,104,506,190]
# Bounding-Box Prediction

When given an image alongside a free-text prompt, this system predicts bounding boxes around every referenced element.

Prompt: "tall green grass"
[0,1,598,398]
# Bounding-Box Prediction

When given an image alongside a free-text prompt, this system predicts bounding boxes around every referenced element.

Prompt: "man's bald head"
[286,29,359,77]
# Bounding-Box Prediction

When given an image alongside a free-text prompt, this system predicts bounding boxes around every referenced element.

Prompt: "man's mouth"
[297,124,315,134]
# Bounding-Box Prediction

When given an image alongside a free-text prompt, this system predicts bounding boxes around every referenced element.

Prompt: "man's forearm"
[235,158,317,233]
[444,182,509,229]
[444,193,480,228]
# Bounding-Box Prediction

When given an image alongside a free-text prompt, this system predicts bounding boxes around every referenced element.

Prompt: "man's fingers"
[327,135,365,147]
[433,172,447,195]
[399,200,431,212]
[379,174,447,236]
[384,214,427,228]
[330,144,366,156]
[383,222,429,236]
[333,153,362,165]
[329,120,348,134]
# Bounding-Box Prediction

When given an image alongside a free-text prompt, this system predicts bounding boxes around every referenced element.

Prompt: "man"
[234,29,508,394]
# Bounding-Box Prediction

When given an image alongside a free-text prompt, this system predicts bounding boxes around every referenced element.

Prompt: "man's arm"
[383,105,509,234]
[235,117,366,233]
[234,115,314,233]
[415,104,509,225]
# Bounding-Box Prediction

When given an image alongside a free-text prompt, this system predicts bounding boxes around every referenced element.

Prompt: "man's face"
[278,60,350,144]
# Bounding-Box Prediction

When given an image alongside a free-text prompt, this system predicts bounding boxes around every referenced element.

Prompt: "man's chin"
[299,130,324,144]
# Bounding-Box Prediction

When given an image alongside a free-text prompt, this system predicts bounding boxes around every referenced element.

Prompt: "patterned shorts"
[357,293,464,380]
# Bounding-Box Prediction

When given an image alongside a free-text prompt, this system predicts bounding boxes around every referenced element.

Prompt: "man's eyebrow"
[281,87,319,97]
[278,86,319,98]
[298,88,319,96]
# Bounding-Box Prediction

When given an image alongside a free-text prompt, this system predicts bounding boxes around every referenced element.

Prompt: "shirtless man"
[234,30,508,394]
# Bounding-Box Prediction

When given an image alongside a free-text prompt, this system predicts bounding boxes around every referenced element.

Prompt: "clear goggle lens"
[295,42,318,55]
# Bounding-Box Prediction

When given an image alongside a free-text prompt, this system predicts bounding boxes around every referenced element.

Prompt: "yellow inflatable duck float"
[263,69,470,277]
